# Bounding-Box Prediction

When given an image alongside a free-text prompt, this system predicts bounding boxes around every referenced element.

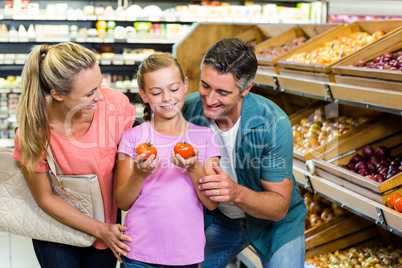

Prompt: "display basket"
[276,20,402,74]
[290,102,383,161]
[255,24,342,72]
[331,27,402,90]
[313,130,402,205]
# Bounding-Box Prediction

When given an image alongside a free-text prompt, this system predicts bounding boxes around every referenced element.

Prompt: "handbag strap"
[45,146,66,189]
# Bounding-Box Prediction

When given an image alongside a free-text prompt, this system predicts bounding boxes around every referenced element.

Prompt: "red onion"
[374,146,389,159]
[350,153,364,164]
[375,174,385,183]
[358,169,369,176]
[362,145,375,159]
[366,175,376,181]
[355,161,368,171]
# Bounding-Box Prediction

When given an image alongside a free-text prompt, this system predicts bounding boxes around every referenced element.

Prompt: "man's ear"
[50,89,63,101]
[241,82,254,97]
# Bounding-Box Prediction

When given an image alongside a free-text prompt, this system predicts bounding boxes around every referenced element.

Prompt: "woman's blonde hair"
[17,42,96,174]
[137,53,186,121]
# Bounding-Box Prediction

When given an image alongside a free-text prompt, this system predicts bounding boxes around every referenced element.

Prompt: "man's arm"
[198,163,293,221]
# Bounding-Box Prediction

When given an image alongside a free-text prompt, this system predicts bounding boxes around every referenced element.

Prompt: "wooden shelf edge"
[293,165,402,236]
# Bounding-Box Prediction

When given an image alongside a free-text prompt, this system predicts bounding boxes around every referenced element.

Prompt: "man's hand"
[198,162,239,202]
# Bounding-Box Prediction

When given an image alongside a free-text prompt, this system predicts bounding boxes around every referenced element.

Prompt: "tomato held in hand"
[387,193,402,209]
[174,142,194,159]
[136,143,157,159]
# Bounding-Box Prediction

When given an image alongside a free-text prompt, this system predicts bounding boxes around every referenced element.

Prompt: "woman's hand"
[98,223,132,263]
[171,149,200,171]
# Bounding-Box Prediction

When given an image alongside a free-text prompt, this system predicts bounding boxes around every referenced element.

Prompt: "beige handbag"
[0,147,104,247]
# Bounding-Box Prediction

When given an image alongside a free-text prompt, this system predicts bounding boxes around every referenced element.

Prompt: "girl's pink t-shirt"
[13,86,136,249]
[117,121,221,265]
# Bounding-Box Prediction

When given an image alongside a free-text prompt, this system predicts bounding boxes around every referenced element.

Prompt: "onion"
[355,161,368,171]
[389,165,399,174]
[310,200,326,215]
[350,153,364,164]
[366,175,376,181]
[367,163,376,171]
[358,169,369,176]
[379,168,388,177]
[375,174,385,183]
[369,156,380,166]
[374,146,389,159]
[362,145,375,158]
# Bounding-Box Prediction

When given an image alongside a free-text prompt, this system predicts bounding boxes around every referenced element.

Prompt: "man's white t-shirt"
[209,118,245,219]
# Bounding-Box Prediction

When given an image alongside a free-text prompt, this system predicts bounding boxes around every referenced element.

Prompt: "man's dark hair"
[201,38,258,93]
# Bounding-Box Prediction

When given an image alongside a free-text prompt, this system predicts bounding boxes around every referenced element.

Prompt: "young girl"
[115,53,221,268]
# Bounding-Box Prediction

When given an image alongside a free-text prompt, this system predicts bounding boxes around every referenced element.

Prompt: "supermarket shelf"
[293,162,402,237]
[254,71,402,116]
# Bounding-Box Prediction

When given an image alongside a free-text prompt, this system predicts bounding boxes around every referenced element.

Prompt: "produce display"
[353,51,402,71]
[292,107,370,154]
[306,245,402,267]
[339,145,402,183]
[136,142,157,159]
[301,188,346,231]
[174,142,194,159]
[285,31,385,65]
[257,37,308,59]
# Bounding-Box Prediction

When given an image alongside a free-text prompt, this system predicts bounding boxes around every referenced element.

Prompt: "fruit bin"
[255,24,342,70]
[312,131,402,205]
[290,102,383,161]
[331,27,402,90]
[275,20,402,75]
[305,212,379,259]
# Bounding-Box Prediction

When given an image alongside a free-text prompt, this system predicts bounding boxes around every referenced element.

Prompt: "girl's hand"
[171,149,200,171]
[133,153,159,179]
[98,223,132,263]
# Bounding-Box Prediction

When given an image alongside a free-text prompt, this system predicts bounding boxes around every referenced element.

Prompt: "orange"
[394,197,402,213]
[387,193,402,209]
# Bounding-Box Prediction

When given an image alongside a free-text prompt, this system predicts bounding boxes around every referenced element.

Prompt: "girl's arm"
[172,150,219,210]
[21,166,131,263]
[115,152,158,211]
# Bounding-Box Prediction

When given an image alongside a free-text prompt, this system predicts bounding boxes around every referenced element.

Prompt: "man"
[182,38,307,268]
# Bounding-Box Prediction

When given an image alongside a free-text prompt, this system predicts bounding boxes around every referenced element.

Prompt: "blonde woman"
[13,42,136,267]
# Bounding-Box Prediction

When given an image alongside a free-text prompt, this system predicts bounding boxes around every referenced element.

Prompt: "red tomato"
[136,142,157,159]
[387,193,402,209]
[174,142,194,159]
[394,197,402,213]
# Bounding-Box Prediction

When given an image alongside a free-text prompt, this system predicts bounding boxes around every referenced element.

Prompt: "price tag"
[8,37,18,42]
[15,60,26,65]
[0,37,8,42]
